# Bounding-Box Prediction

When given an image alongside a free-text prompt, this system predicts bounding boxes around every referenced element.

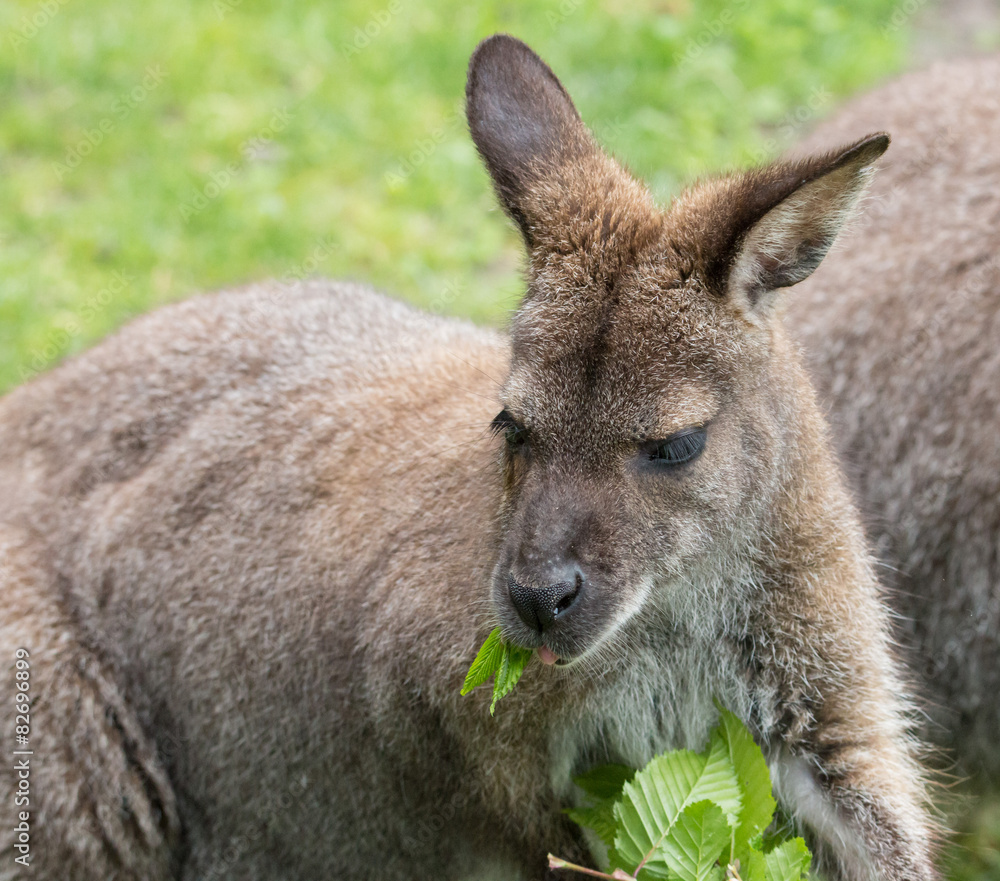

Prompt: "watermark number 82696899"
[13,648,32,868]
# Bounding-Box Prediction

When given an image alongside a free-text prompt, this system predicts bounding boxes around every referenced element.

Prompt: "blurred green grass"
[0,0,912,391]
[946,790,1000,881]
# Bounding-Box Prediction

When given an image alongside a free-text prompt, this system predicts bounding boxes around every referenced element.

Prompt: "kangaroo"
[0,35,937,881]
[784,54,1000,784]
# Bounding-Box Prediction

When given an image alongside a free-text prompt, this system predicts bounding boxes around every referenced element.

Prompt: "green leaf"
[460,628,505,696]
[562,712,811,881]
[575,764,636,800]
[461,628,534,715]
[700,731,745,826]
[566,803,620,852]
[612,737,741,874]
[567,765,636,855]
[489,643,532,715]
[762,802,800,851]
[717,706,776,855]
[763,838,811,881]
[660,800,730,881]
[740,847,768,881]
[613,748,704,871]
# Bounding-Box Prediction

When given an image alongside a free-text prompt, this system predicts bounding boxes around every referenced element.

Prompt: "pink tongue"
[537,645,559,666]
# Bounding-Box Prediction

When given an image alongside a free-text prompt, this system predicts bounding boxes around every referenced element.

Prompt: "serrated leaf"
[561,713,812,881]
[734,833,766,872]
[461,628,506,696]
[633,859,673,878]
[660,800,730,881]
[495,644,532,698]
[717,706,776,854]
[489,643,532,715]
[700,732,744,826]
[763,838,811,881]
[740,848,768,881]
[613,748,705,871]
[612,737,741,875]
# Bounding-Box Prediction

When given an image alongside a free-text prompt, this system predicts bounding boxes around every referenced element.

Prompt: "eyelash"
[648,427,707,466]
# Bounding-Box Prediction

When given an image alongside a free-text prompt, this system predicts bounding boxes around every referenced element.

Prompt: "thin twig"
[547,854,631,879]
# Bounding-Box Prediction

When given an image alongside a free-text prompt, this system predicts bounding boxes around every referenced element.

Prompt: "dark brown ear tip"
[845,132,891,166]
[467,33,542,90]
[469,33,532,61]
[464,32,582,162]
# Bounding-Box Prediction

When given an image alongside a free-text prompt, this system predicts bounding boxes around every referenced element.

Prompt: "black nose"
[507,569,583,633]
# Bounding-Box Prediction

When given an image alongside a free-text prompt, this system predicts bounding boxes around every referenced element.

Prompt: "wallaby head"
[467,35,889,665]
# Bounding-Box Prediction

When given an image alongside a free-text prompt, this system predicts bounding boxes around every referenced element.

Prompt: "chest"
[548,626,756,799]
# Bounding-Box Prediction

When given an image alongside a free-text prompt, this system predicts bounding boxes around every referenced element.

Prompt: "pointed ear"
[719,133,890,315]
[466,34,596,245]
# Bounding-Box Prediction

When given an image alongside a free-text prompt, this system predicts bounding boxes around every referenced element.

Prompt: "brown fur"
[785,54,1000,783]
[0,36,937,880]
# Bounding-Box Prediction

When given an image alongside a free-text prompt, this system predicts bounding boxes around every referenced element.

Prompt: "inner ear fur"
[704,134,890,314]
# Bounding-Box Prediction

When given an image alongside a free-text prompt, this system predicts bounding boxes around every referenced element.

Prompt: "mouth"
[498,612,605,668]
[536,644,574,667]
[537,645,559,665]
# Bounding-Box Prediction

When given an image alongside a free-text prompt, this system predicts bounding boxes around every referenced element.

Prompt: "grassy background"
[1,0,997,875]
[0,0,912,391]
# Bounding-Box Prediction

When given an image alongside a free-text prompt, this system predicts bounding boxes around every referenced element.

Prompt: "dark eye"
[648,427,706,467]
[491,409,528,449]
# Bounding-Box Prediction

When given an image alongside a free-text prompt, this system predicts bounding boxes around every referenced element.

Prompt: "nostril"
[552,569,583,616]
[554,568,583,616]
[549,578,580,621]
[554,594,575,616]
